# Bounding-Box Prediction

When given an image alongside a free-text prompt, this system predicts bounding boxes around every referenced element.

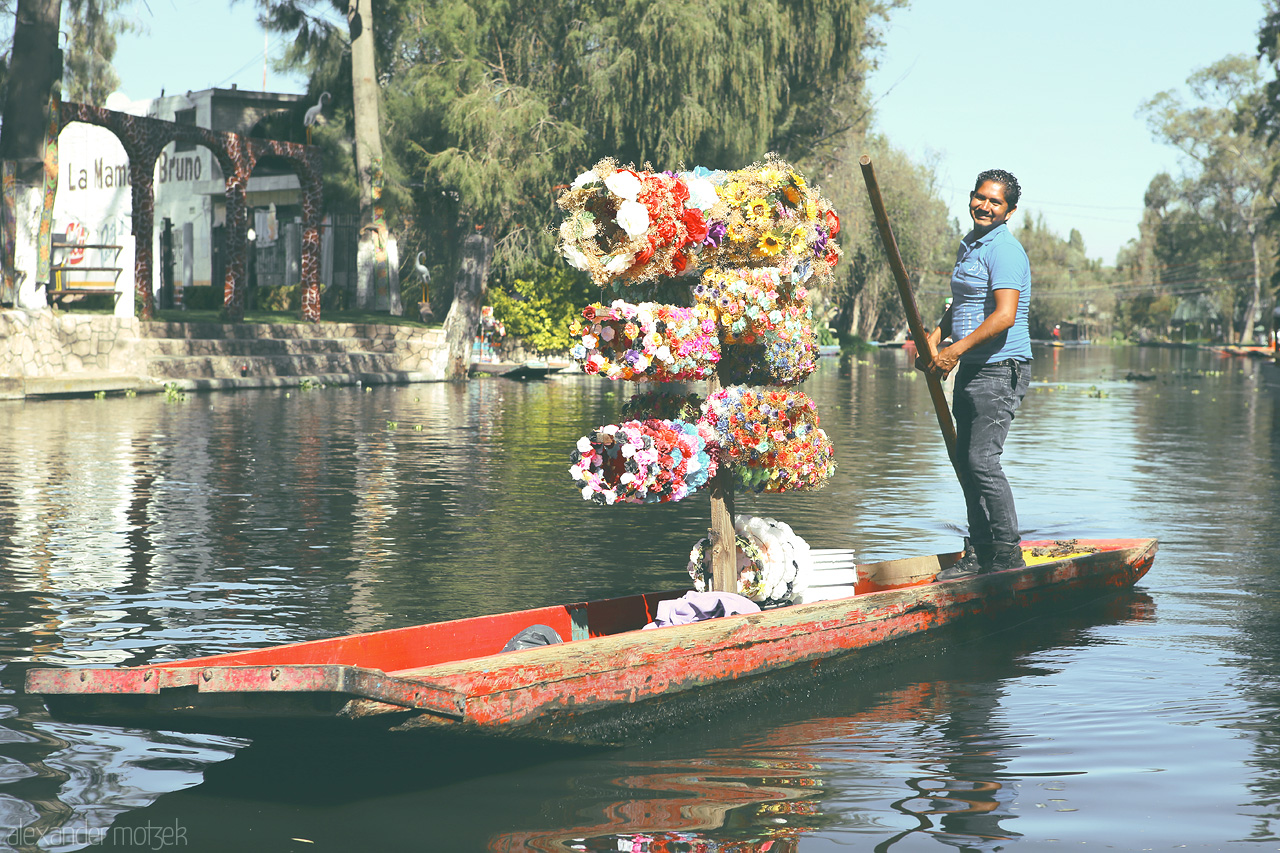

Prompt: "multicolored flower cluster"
[557,159,717,286]
[569,419,718,505]
[697,387,836,493]
[556,156,841,288]
[569,300,720,381]
[560,158,842,514]
[695,267,818,386]
[704,157,843,284]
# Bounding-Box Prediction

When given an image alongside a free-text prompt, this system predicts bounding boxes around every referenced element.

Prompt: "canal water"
[1,344,1278,851]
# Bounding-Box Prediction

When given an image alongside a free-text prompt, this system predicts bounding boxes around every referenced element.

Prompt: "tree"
[251,0,904,354]
[1,0,60,309]
[1116,172,1227,341]
[374,0,899,370]
[348,0,401,314]
[62,0,133,105]
[1140,54,1277,343]
[0,0,132,107]
[1016,215,1114,340]
[256,0,403,315]
[818,137,954,342]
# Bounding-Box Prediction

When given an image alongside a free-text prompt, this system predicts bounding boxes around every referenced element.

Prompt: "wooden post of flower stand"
[708,374,737,592]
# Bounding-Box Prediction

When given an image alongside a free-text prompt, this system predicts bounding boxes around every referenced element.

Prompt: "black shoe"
[936,540,980,581]
[986,542,1026,572]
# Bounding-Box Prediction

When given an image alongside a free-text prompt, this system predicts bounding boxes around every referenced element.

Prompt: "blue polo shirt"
[949,223,1032,364]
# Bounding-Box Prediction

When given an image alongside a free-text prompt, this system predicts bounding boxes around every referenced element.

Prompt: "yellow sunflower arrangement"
[698,155,843,285]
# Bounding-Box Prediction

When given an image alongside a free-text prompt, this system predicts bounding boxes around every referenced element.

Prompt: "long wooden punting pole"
[707,373,737,592]
[858,155,961,479]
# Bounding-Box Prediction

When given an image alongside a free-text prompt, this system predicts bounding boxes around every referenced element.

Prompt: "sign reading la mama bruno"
[63,149,205,191]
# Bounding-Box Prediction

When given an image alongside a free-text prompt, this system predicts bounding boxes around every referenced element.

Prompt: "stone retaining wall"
[1,311,451,398]
[0,310,149,379]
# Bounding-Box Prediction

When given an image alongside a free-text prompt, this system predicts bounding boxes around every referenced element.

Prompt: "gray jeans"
[953,359,1030,547]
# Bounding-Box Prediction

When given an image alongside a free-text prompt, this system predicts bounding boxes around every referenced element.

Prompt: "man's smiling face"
[968,180,1016,235]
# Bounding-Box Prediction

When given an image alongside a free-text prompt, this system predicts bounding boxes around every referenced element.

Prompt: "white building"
[51,86,350,313]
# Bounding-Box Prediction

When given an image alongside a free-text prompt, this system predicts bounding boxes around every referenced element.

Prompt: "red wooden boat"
[24,538,1156,745]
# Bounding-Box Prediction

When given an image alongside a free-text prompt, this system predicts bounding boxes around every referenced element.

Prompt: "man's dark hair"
[974,169,1021,207]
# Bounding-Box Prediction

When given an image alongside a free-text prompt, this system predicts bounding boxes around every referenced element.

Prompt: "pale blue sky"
[869,0,1267,265]
[112,0,1268,266]
[111,0,310,103]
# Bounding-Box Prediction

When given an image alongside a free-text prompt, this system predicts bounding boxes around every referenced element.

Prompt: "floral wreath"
[570,300,720,381]
[715,328,818,388]
[569,418,717,505]
[736,514,816,604]
[697,267,818,386]
[698,156,842,284]
[698,387,836,492]
[557,159,717,286]
[687,534,767,598]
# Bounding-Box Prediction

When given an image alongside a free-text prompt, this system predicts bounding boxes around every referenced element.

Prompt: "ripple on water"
[0,349,1276,849]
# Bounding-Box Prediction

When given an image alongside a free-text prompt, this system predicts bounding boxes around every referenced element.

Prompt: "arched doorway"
[55,100,325,321]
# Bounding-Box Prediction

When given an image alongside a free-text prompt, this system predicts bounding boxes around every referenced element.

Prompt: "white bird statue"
[415,251,433,321]
[303,92,331,143]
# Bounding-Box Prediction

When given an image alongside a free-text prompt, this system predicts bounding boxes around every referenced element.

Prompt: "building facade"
[51,86,353,313]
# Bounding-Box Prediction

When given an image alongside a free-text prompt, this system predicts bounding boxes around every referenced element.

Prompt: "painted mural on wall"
[52,121,134,302]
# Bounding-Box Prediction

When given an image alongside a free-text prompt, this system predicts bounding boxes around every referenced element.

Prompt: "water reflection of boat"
[83,591,1158,853]
[1206,344,1275,359]
[24,539,1156,745]
[483,590,1158,853]
[470,360,573,379]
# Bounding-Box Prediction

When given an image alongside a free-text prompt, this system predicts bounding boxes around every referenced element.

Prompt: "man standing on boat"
[918,169,1032,581]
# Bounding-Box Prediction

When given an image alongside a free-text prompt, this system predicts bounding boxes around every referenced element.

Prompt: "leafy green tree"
[1140,54,1277,343]
[62,0,134,105]
[249,0,906,350]
[820,137,954,342]
[486,264,594,355]
[1016,215,1114,340]
[383,0,895,261]
[1116,172,1230,341]
[383,0,903,357]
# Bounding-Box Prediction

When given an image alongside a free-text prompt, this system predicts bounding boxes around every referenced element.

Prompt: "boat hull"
[25,538,1156,744]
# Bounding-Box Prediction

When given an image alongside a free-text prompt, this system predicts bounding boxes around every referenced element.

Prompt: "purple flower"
[703,220,728,248]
